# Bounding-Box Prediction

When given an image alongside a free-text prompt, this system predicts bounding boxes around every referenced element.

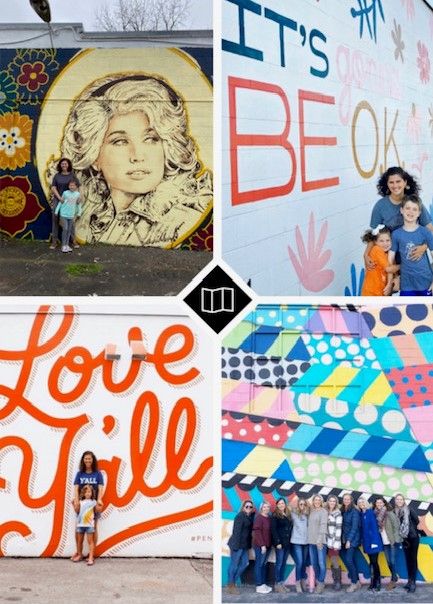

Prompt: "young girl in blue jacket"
[358,497,384,591]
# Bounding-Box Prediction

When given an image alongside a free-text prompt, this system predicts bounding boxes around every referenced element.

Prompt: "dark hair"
[377,166,420,197]
[56,157,73,173]
[240,499,254,512]
[341,493,355,512]
[79,484,96,499]
[273,497,291,519]
[401,193,422,211]
[373,496,391,511]
[361,225,391,243]
[79,450,98,473]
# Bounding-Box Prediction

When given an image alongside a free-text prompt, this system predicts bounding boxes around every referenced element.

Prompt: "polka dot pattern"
[361,304,433,337]
[385,366,433,409]
[222,347,311,387]
[301,333,377,369]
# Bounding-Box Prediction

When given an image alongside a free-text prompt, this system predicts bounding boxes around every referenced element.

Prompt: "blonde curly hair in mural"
[48,74,212,247]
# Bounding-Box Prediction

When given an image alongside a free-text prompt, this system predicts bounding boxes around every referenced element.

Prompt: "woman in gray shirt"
[308,495,328,593]
[290,498,309,593]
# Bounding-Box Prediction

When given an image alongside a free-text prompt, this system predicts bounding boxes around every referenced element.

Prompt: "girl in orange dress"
[361,225,399,296]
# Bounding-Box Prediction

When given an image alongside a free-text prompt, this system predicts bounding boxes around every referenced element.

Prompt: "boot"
[274,583,285,593]
[315,582,325,594]
[300,578,308,593]
[226,583,240,595]
[375,576,381,592]
[332,568,342,591]
[368,566,375,591]
[408,581,416,593]
[386,571,398,591]
[295,581,303,594]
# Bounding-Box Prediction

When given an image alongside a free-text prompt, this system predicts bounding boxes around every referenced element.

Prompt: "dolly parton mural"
[0,47,213,250]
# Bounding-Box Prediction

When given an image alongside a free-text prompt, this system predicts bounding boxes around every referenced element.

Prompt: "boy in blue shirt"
[389,195,433,296]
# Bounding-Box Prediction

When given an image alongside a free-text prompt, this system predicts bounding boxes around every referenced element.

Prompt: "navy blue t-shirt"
[74,470,104,491]
[391,226,433,291]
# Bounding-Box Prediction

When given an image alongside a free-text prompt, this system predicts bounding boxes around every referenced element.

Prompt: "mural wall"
[0,47,212,250]
[222,0,433,293]
[0,304,212,557]
[222,303,433,583]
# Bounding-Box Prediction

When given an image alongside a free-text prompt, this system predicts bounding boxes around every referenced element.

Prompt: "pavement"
[222,583,433,603]
[0,557,212,604]
[0,236,211,296]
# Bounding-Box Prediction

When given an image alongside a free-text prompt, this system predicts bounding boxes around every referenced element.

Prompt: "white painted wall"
[0,304,212,557]
[222,0,433,294]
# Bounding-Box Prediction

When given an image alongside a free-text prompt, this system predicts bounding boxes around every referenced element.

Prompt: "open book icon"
[201,287,235,313]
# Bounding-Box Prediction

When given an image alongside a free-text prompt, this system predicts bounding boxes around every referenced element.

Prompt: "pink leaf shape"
[288,212,334,292]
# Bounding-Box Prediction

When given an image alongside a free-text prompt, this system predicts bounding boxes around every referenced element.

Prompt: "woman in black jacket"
[394,493,420,593]
[226,500,254,595]
[271,498,293,593]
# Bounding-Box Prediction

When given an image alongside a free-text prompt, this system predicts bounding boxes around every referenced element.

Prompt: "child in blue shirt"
[389,195,433,296]
[55,179,81,253]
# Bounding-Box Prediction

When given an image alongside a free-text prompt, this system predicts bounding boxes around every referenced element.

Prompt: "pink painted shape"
[392,335,425,366]
[404,406,433,443]
[288,212,334,292]
[265,389,296,419]
[222,382,252,412]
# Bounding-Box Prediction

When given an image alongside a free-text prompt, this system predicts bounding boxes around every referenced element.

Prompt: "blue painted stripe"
[379,440,418,469]
[331,432,369,459]
[284,424,322,450]
[222,440,256,472]
[306,427,346,455]
[370,338,403,370]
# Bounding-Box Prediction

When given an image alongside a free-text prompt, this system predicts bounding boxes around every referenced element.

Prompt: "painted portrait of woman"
[38,48,213,249]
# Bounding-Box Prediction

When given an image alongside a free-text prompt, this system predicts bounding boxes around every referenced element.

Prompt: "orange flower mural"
[0,175,44,237]
[0,112,32,170]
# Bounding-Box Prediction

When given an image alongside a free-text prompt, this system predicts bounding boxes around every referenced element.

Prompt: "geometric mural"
[222,304,433,585]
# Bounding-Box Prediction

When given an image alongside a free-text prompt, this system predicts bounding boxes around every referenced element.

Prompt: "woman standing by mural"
[49,157,79,249]
[394,493,420,593]
[373,497,401,590]
[290,498,310,594]
[358,497,384,592]
[307,495,328,593]
[252,501,272,594]
[271,497,292,593]
[365,167,433,269]
[71,451,104,562]
[226,500,254,595]
[48,74,212,248]
[340,493,361,593]
[326,495,343,591]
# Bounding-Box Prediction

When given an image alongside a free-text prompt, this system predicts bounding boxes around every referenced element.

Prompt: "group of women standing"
[226,492,420,596]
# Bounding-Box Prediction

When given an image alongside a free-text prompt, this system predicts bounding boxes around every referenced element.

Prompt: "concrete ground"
[0,558,212,604]
[222,583,433,603]
[0,237,211,296]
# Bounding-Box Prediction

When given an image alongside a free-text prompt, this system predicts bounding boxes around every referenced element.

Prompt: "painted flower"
[188,224,213,251]
[401,0,415,20]
[17,61,48,92]
[407,103,421,143]
[417,41,430,84]
[391,19,404,63]
[429,105,433,136]
[0,175,44,238]
[7,49,59,104]
[0,70,18,115]
[0,112,32,170]
[344,263,365,296]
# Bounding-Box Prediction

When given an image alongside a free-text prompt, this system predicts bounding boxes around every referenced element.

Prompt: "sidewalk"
[1,557,212,604]
[0,237,211,296]
[222,583,432,603]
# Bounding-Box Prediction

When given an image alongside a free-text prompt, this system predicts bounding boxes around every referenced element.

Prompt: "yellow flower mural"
[0,111,32,170]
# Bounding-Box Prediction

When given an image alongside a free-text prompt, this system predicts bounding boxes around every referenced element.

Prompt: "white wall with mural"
[222,0,433,294]
[0,303,212,557]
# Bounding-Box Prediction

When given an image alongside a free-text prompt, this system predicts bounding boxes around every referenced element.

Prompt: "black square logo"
[183,265,252,333]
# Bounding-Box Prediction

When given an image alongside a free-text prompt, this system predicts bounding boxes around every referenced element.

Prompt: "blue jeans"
[383,544,397,580]
[227,548,249,585]
[253,545,269,586]
[340,545,359,584]
[309,544,327,583]
[291,543,308,581]
[60,217,74,248]
[275,545,291,584]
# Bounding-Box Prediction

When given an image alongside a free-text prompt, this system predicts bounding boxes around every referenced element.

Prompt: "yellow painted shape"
[248,387,279,415]
[313,366,359,399]
[266,332,298,358]
[236,446,285,477]
[363,372,392,405]
[418,543,433,581]
[222,379,240,398]
[424,511,433,533]
[426,473,433,490]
